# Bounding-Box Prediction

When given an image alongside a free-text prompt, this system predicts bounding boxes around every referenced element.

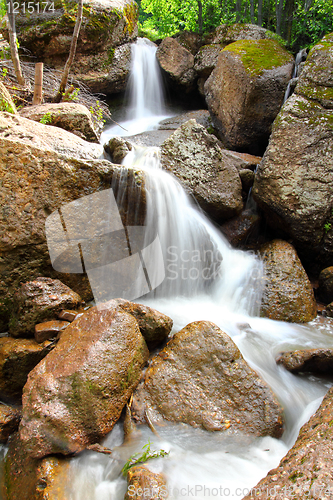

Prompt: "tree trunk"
[236,0,242,22]
[197,0,203,35]
[250,0,255,23]
[54,0,83,103]
[276,0,284,35]
[285,0,295,44]
[258,0,263,26]
[7,0,25,86]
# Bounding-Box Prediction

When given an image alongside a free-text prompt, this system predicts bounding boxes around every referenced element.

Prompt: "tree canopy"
[138,0,333,50]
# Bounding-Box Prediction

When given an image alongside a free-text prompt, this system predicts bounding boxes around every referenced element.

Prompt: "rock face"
[0,0,138,90]
[259,240,317,323]
[160,119,243,222]
[4,432,70,500]
[205,23,284,45]
[0,81,17,113]
[318,267,333,304]
[156,38,196,94]
[204,39,294,154]
[243,386,333,500]
[19,103,99,143]
[125,466,167,500]
[132,321,283,437]
[19,306,149,458]
[9,278,82,337]
[0,337,53,403]
[276,348,333,373]
[252,34,333,266]
[0,112,147,331]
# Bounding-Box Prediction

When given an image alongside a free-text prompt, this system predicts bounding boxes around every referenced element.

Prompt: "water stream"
[53,39,333,498]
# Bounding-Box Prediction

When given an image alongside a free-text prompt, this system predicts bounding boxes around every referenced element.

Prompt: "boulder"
[132,321,283,438]
[77,42,132,94]
[326,302,333,317]
[19,306,149,458]
[243,386,333,500]
[204,39,294,154]
[252,34,333,266]
[0,337,54,403]
[0,0,138,90]
[9,278,82,337]
[0,112,147,331]
[220,209,261,248]
[104,136,133,164]
[276,348,333,374]
[173,31,202,55]
[318,267,333,304]
[160,119,243,222]
[194,44,222,79]
[205,23,285,45]
[158,109,211,131]
[125,466,167,500]
[156,38,196,94]
[239,169,255,192]
[105,298,173,349]
[259,240,317,323]
[0,81,16,114]
[4,432,70,500]
[0,405,20,443]
[19,103,99,143]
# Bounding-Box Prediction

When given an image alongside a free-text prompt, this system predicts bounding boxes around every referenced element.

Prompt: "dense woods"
[138,0,333,50]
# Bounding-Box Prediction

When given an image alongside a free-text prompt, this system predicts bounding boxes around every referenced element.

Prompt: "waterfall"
[101,38,171,142]
[64,39,333,500]
[283,48,308,103]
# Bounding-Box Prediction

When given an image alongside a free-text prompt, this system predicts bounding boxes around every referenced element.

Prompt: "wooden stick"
[33,63,43,105]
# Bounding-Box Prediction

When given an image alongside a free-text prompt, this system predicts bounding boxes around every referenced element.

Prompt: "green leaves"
[121,441,169,477]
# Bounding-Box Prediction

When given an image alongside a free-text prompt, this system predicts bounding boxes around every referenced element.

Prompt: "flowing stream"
[66,39,332,499]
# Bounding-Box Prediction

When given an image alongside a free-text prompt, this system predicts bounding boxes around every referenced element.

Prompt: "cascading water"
[64,39,333,499]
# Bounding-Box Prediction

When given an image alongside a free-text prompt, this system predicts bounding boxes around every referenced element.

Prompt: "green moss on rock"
[224,39,293,77]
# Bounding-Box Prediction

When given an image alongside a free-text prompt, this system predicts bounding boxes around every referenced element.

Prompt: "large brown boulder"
[252,34,333,266]
[276,348,333,374]
[156,37,196,94]
[0,0,138,91]
[19,306,149,458]
[0,337,54,404]
[9,278,82,337]
[0,112,147,331]
[243,386,333,500]
[204,39,294,154]
[19,103,99,143]
[259,240,317,323]
[132,321,283,437]
[160,119,243,222]
[4,432,70,500]
[318,266,333,304]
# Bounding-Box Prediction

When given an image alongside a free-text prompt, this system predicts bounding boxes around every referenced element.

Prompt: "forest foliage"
[138,0,333,51]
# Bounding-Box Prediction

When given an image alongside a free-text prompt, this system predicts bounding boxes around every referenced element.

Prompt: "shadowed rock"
[276,348,333,374]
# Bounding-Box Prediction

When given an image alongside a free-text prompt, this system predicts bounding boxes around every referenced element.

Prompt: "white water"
[65,39,333,499]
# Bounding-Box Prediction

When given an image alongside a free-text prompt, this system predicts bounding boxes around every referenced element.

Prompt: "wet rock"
[194,44,222,79]
[326,302,333,317]
[0,405,20,443]
[229,152,262,171]
[1,0,138,90]
[220,209,261,248]
[106,298,173,349]
[19,307,149,458]
[35,320,70,343]
[132,321,283,438]
[276,348,333,374]
[205,39,293,154]
[158,110,211,131]
[243,386,333,500]
[19,103,99,143]
[239,169,255,192]
[9,278,83,337]
[156,38,196,93]
[318,267,333,304]
[259,240,317,323]
[0,337,53,404]
[161,119,243,223]
[104,136,133,164]
[252,34,333,266]
[125,466,167,500]
[58,310,83,322]
[0,81,16,114]
[4,432,70,500]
